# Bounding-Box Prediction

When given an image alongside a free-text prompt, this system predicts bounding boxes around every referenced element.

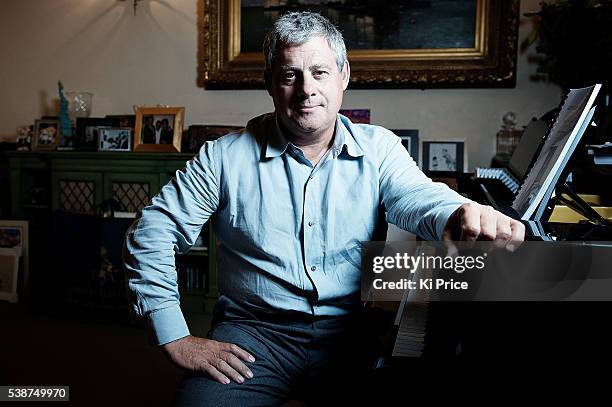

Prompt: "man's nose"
[297,74,316,98]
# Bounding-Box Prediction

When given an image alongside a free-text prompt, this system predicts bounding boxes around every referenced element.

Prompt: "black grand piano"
[385,101,612,365]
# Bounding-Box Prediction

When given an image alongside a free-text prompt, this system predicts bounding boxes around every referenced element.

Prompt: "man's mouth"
[294,105,320,111]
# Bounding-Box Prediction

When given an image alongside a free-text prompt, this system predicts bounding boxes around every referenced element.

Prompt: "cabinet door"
[8,154,51,218]
[52,171,103,214]
[103,173,160,214]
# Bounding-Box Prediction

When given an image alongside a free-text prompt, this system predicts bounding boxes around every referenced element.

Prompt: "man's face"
[268,36,350,139]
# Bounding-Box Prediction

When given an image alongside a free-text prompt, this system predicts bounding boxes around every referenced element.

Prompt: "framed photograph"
[16,125,33,151]
[105,114,136,129]
[183,125,242,154]
[392,129,419,164]
[134,107,185,152]
[202,0,518,89]
[0,248,19,303]
[339,109,370,124]
[76,117,120,151]
[98,128,132,152]
[422,141,466,173]
[0,220,28,301]
[32,119,60,150]
[0,219,28,258]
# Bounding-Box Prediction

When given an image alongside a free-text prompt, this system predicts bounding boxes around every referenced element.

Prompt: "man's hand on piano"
[442,202,525,251]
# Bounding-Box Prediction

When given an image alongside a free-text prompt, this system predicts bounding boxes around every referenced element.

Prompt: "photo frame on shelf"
[16,125,33,151]
[0,220,28,303]
[105,114,136,129]
[183,125,242,153]
[98,128,132,152]
[32,119,60,151]
[0,221,27,255]
[392,129,419,165]
[422,141,466,173]
[134,107,184,152]
[76,117,120,151]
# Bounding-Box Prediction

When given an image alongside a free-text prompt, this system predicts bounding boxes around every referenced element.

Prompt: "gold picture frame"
[133,107,185,152]
[32,119,61,151]
[201,0,519,89]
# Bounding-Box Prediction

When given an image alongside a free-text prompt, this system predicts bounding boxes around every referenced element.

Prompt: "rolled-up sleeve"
[123,141,220,345]
[379,135,470,240]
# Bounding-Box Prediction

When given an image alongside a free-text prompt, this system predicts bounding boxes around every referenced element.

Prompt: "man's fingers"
[443,207,460,241]
[478,206,497,241]
[494,216,513,248]
[227,343,256,363]
[507,220,525,252]
[459,204,481,241]
[201,363,231,385]
[215,359,246,384]
[224,352,254,380]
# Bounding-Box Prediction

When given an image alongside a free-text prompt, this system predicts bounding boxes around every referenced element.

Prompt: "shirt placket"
[302,150,336,312]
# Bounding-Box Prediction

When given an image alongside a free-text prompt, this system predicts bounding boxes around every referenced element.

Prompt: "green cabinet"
[5,151,218,312]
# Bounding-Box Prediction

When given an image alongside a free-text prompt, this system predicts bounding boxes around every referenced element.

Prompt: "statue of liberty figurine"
[58,81,74,149]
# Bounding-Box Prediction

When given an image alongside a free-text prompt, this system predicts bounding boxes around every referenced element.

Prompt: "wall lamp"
[119,0,144,16]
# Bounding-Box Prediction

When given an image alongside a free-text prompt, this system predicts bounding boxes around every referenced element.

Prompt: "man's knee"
[172,322,298,406]
[172,372,288,407]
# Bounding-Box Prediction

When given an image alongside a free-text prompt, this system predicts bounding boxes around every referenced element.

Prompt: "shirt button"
[308,221,314,226]
[311,266,316,272]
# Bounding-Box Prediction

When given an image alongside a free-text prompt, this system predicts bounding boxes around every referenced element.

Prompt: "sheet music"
[512,84,601,220]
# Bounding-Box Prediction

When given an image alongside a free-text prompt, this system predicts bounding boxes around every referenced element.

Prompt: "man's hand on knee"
[162,335,256,385]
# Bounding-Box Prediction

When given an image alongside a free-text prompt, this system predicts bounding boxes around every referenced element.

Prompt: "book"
[512,84,601,220]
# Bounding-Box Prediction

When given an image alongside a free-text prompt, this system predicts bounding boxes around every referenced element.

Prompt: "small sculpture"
[58,81,74,148]
[496,111,522,156]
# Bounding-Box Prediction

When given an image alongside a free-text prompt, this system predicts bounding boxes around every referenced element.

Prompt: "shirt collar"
[334,114,364,158]
[264,112,365,159]
[263,114,290,158]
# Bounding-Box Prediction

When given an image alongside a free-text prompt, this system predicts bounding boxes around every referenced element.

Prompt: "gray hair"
[262,11,347,87]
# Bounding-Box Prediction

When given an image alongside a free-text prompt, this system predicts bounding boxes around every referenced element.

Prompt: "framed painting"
[202,0,519,89]
[339,109,370,124]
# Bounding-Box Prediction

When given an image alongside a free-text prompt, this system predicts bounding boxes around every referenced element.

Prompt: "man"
[142,116,156,144]
[123,11,524,406]
[160,118,174,144]
[155,120,163,144]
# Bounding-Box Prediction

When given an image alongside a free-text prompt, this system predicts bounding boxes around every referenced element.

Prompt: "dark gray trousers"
[171,296,380,407]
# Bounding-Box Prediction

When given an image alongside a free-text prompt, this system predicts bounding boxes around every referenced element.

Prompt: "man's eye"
[314,70,328,77]
[282,72,296,81]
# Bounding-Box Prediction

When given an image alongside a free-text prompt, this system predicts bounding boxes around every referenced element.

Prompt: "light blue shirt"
[123,113,470,345]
